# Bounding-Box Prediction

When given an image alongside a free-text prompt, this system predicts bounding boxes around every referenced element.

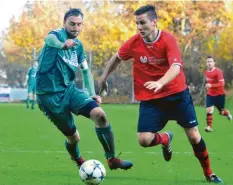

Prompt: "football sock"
[206,113,213,127]
[65,140,81,159]
[95,124,115,159]
[149,133,169,147]
[222,109,229,116]
[192,138,213,177]
[26,98,30,108]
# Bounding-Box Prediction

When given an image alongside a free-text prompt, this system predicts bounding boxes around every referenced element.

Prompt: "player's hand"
[144,81,163,92]
[62,39,77,49]
[98,78,108,96]
[205,83,211,89]
[92,95,102,104]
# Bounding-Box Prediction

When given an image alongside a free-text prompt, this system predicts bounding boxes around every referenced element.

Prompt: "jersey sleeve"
[48,29,60,38]
[165,35,183,66]
[216,69,224,82]
[117,39,133,61]
[77,41,87,64]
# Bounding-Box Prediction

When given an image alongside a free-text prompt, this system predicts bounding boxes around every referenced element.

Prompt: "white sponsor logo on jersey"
[63,51,79,67]
[140,56,147,63]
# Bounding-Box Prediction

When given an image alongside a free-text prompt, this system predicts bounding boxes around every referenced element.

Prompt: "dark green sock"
[65,140,81,159]
[95,124,115,159]
[31,99,35,109]
[26,98,30,108]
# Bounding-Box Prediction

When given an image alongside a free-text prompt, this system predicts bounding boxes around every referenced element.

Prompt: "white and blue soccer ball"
[79,159,106,185]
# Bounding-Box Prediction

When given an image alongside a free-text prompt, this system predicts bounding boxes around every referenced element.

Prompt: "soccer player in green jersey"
[24,60,38,109]
[36,8,133,170]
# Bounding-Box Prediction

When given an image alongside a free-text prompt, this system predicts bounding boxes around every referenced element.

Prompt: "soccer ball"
[79,159,106,185]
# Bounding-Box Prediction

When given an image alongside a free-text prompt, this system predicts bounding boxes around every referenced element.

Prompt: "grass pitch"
[0,103,232,185]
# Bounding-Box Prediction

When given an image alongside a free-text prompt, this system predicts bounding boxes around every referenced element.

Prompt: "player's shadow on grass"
[106,175,155,181]
[106,176,210,185]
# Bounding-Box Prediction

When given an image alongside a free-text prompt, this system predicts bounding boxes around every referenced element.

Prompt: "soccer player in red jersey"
[98,5,222,183]
[204,56,232,132]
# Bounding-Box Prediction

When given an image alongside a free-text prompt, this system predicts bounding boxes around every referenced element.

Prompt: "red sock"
[149,133,169,147]
[206,113,213,127]
[194,149,213,177]
[223,109,229,116]
[160,133,169,145]
[192,138,213,177]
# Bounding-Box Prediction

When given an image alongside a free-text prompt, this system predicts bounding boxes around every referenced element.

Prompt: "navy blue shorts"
[206,94,225,111]
[138,89,198,133]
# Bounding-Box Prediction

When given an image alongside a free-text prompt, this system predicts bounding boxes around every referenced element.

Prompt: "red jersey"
[204,67,225,96]
[118,30,187,101]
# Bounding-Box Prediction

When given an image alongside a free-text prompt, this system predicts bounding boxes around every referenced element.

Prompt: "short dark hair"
[207,56,216,62]
[64,8,84,21]
[134,5,157,20]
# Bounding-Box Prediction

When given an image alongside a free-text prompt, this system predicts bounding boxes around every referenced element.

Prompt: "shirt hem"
[135,87,187,101]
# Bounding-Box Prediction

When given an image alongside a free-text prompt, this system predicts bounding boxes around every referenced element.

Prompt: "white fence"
[0,86,27,102]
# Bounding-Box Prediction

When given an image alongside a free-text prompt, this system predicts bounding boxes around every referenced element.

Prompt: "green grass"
[0,103,232,185]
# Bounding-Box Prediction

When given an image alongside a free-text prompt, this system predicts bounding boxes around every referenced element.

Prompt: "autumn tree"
[3,1,62,65]
[3,0,233,100]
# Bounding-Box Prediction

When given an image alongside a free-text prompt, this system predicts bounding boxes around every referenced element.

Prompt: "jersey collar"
[142,30,161,44]
[207,67,216,72]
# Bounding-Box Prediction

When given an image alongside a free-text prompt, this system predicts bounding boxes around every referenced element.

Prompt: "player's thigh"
[37,93,76,136]
[175,93,199,128]
[69,87,99,118]
[215,94,225,111]
[28,85,33,94]
[138,101,168,133]
[206,95,215,108]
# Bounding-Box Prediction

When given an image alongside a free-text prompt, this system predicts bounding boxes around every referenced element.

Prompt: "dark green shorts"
[28,84,36,94]
[37,84,98,136]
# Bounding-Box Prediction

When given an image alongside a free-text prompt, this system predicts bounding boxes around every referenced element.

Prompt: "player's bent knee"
[206,107,214,114]
[33,94,37,100]
[189,136,200,144]
[138,134,153,147]
[90,108,107,127]
[185,127,201,144]
[66,131,80,144]
[219,111,224,115]
[28,93,33,99]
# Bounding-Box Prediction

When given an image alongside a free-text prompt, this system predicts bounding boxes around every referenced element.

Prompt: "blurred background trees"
[0,0,232,103]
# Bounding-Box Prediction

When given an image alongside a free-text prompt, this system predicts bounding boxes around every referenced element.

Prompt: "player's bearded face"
[135,14,156,41]
[206,59,215,70]
[64,15,83,38]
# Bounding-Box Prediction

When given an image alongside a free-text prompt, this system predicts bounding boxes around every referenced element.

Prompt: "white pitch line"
[0,149,231,155]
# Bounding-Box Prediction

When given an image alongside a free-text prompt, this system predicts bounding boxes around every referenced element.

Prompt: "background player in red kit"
[204,56,232,132]
[98,5,223,183]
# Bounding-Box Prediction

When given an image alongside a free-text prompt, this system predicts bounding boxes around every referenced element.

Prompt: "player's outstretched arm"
[98,53,121,94]
[44,34,77,50]
[44,34,65,49]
